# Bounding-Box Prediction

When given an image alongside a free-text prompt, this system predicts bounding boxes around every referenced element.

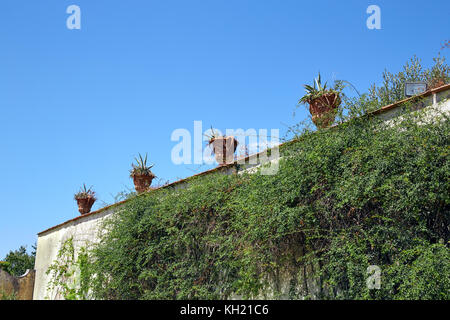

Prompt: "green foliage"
[367,55,449,108]
[130,153,155,177]
[0,290,17,300]
[74,184,97,201]
[383,242,450,299]
[2,245,35,277]
[45,238,90,300]
[0,261,11,272]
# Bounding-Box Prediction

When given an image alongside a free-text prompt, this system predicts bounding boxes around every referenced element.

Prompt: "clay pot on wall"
[209,136,239,165]
[74,184,97,215]
[299,73,343,129]
[130,153,155,194]
[309,92,341,129]
[76,196,96,215]
[132,173,155,194]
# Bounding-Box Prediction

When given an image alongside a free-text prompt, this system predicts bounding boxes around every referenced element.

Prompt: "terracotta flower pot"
[309,93,341,129]
[209,136,239,165]
[133,174,155,193]
[76,196,96,215]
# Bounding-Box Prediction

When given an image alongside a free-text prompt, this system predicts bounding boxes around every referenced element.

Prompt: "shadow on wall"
[0,269,35,300]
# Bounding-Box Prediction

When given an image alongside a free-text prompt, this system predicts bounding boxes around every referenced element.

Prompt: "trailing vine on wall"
[45,237,90,300]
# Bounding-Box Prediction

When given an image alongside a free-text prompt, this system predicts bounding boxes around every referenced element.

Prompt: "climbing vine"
[45,237,90,300]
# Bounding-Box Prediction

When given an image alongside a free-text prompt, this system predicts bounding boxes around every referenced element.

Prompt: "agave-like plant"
[130,153,155,177]
[74,184,96,200]
[204,126,220,143]
[298,72,345,105]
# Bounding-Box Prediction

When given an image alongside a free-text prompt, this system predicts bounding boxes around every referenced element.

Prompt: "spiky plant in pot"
[74,184,97,215]
[299,73,345,128]
[130,153,155,193]
[206,127,239,166]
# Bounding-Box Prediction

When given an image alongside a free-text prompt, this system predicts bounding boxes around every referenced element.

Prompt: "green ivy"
[46,237,90,300]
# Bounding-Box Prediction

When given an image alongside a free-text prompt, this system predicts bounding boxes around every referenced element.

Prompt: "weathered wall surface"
[379,91,450,125]
[33,207,115,300]
[0,269,36,300]
[33,86,450,300]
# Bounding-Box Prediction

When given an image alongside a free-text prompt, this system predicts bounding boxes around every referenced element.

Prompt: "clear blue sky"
[0,0,448,258]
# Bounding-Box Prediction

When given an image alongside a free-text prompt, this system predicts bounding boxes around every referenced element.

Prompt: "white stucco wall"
[33,207,116,300]
[380,93,450,126]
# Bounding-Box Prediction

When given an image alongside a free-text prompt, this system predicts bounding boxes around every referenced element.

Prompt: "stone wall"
[33,206,115,300]
[0,269,35,300]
